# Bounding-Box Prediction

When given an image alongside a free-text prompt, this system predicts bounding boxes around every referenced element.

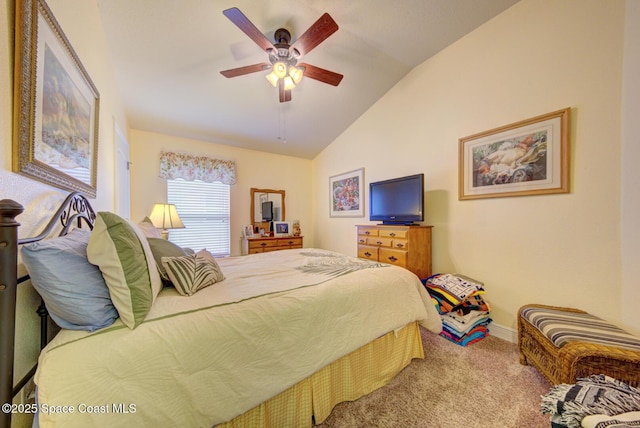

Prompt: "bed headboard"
[0,192,95,428]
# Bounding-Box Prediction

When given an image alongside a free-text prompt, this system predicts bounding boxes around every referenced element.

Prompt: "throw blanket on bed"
[541,375,640,428]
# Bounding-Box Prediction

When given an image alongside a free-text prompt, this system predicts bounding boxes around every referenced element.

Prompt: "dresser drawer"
[379,248,408,268]
[369,236,392,247]
[380,229,408,239]
[357,227,379,237]
[248,239,278,250]
[276,237,303,247]
[357,245,378,260]
[390,239,409,250]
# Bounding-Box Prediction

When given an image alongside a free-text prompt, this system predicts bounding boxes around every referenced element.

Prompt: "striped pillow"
[521,307,640,351]
[162,250,225,296]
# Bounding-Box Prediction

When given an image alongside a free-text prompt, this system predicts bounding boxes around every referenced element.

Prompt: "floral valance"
[159,151,236,185]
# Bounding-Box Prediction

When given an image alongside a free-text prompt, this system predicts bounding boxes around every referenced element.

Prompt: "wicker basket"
[517,304,640,387]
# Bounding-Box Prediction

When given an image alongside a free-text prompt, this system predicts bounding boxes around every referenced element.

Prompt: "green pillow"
[147,237,189,282]
[87,212,162,329]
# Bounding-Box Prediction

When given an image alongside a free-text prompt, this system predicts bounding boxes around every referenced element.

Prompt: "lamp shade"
[149,204,185,239]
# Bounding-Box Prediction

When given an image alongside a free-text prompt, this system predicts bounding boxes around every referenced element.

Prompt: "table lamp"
[149,203,185,239]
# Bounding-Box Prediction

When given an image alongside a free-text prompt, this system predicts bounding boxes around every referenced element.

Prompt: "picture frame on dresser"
[243,225,254,238]
[13,0,100,198]
[329,168,364,217]
[458,108,570,200]
[273,221,291,237]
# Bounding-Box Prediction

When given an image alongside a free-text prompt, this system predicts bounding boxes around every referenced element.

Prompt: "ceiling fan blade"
[223,7,276,53]
[220,63,270,78]
[290,13,338,57]
[278,79,292,103]
[299,63,343,86]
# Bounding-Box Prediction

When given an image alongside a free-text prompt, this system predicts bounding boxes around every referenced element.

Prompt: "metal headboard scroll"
[0,192,95,428]
[19,192,96,245]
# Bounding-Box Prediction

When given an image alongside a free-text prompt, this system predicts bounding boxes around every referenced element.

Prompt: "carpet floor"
[316,327,552,428]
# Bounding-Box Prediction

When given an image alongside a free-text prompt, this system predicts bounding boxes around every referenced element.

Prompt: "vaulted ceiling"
[97,0,519,159]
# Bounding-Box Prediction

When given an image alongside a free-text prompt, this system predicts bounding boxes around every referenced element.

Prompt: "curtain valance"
[159,151,236,185]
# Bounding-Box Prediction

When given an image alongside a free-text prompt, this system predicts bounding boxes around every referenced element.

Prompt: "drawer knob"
[288,241,293,244]
[388,256,398,262]
[260,243,267,247]
[359,239,365,243]
[396,243,404,248]
[390,232,396,237]
[364,252,372,257]
[376,241,382,245]
[365,231,370,235]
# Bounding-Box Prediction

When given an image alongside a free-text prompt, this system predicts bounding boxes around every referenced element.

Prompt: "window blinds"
[167,178,230,257]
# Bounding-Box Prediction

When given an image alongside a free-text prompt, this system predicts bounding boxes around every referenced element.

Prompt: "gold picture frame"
[459,108,570,200]
[13,0,100,197]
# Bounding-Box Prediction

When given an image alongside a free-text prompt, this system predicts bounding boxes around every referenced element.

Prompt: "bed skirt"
[218,321,423,427]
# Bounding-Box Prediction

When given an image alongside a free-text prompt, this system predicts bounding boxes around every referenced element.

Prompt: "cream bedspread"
[34,249,441,427]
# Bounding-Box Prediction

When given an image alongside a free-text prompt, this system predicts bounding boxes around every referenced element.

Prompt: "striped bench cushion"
[521,307,640,351]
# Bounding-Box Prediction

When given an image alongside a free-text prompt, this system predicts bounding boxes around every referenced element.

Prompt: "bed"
[0,192,441,428]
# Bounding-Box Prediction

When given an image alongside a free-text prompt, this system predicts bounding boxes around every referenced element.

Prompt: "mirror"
[250,188,285,229]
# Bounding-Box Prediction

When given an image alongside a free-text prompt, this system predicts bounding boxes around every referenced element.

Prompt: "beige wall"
[0,0,126,399]
[313,0,633,332]
[128,129,313,256]
[621,1,640,334]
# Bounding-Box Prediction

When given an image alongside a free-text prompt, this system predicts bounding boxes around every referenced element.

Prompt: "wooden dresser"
[356,225,432,279]
[242,236,303,255]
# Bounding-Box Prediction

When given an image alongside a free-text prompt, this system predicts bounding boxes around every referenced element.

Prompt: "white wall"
[0,0,127,399]
[128,129,313,256]
[313,0,632,332]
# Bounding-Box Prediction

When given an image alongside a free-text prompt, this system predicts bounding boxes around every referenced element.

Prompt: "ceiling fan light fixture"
[266,71,279,87]
[273,62,287,79]
[289,65,304,84]
[283,76,296,90]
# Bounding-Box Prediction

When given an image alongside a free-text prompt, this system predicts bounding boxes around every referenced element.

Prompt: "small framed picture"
[243,225,254,238]
[273,221,291,237]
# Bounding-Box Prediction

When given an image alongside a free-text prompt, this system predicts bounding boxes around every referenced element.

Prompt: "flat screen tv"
[369,173,424,225]
[261,201,273,222]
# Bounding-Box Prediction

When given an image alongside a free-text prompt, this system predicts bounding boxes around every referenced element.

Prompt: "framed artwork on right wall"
[458,108,570,200]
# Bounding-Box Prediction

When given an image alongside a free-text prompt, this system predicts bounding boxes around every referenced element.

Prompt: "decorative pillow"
[137,216,162,239]
[20,228,118,332]
[162,250,225,296]
[87,212,162,329]
[147,237,189,282]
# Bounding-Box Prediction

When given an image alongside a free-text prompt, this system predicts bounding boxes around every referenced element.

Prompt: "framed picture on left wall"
[13,0,100,197]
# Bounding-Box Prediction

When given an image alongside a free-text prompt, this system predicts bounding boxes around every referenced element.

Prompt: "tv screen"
[261,201,273,222]
[369,173,424,224]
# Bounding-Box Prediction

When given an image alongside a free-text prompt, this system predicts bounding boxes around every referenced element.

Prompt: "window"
[167,178,230,257]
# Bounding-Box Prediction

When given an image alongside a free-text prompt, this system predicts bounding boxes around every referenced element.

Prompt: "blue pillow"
[21,228,118,331]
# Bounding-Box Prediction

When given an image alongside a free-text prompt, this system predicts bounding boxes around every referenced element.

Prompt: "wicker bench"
[518,304,640,387]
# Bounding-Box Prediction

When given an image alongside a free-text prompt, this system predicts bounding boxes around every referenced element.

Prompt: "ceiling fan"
[220,7,343,103]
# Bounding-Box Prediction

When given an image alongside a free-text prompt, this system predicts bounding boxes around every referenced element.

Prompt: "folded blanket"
[581,411,640,428]
[442,313,491,336]
[440,325,489,346]
[541,375,640,428]
[426,273,484,300]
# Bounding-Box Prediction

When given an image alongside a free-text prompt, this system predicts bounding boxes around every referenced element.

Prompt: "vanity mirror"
[250,188,285,231]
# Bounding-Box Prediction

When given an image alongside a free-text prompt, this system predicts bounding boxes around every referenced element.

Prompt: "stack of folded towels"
[422,273,492,346]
